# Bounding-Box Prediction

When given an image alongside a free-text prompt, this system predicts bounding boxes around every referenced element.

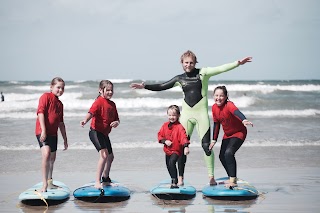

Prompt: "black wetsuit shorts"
[36,135,58,152]
[89,128,113,154]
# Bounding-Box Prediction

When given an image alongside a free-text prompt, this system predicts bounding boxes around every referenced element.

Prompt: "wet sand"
[1,146,320,212]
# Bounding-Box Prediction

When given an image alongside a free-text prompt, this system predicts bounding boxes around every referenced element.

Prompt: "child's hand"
[110,121,120,128]
[184,147,190,155]
[80,120,87,127]
[242,119,253,127]
[164,140,172,146]
[40,131,47,142]
[63,141,68,151]
[209,140,216,150]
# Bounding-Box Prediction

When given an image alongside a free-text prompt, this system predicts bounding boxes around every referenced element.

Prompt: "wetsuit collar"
[185,68,198,77]
[168,121,179,128]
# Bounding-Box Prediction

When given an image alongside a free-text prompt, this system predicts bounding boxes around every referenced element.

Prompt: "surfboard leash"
[92,188,105,203]
[34,190,49,208]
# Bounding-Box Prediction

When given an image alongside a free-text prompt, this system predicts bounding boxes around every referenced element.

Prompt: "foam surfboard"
[202,177,259,200]
[150,179,196,200]
[19,180,70,206]
[73,180,130,203]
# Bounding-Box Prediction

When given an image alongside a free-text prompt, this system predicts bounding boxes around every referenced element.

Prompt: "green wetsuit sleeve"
[200,61,239,78]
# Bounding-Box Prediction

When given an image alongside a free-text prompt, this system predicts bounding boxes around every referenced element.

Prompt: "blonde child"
[158,105,190,188]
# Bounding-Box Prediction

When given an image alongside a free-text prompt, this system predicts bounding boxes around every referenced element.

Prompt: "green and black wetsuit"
[145,61,239,176]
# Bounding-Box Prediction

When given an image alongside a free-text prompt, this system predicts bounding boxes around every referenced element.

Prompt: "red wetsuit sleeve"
[211,105,221,140]
[88,98,99,117]
[158,123,167,143]
[37,93,48,115]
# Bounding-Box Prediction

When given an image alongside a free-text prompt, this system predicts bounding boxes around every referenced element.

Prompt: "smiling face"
[213,88,228,106]
[167,108,180,123]
[181,56,196,73]
[100,84,113,100]
[50,81,65,97]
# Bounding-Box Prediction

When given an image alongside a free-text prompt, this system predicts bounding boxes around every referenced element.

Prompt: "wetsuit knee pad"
[202,142,211,156]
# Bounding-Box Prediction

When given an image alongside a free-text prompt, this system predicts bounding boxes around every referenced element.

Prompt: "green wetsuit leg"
[180,98,215,177]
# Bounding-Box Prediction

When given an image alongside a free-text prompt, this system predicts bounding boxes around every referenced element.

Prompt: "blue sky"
[1,0,319,81]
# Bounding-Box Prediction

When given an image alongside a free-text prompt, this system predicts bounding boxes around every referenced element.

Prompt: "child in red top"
[80,80,120,189]
[35,77,68,192]
[210,86,253,188]
[158,105,190,188]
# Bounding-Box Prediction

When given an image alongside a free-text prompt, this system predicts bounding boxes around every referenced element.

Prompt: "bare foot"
[177,176,184,186]
[225,182,238,188]
[47,179,61,189]
[209,177,217,186]
[94,182,102,189]
[218,179,230,184]
[39,185,47,193]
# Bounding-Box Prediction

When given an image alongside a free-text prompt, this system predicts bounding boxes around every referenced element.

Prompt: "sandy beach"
[1,146,320,212]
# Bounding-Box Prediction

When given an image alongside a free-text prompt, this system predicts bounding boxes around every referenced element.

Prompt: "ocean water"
[0,79,319,151]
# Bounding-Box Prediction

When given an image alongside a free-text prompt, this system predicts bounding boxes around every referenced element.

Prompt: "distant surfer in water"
[131,50,252,185]
[211,86,253,187]
[157,105,190,189]
[80,80,120,189]
[35,77,68,192]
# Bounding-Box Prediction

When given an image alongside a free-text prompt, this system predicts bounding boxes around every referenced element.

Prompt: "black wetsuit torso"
[145,69,203,107]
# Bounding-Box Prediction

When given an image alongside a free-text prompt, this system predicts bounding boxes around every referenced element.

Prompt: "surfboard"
[202,177,259,201]
[73,181,130,203]
[19,180,70,206]
[150,179,196,200]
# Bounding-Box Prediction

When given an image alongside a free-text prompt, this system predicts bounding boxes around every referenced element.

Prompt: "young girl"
[158,105,190,189]
[210,86,253,188]
[80,80,120,189]
[35,77,68,193]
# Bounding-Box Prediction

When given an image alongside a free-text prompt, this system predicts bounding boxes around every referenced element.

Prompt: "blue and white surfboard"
[150,179,196,200]
[73,181,130,203]
[202,177,259,200]
[19,180,70,206]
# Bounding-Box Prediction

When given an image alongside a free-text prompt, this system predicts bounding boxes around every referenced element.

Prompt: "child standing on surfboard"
[80,80,120,189]
[210,86,253,188]
[158,105,190,189]
[35,77,68,192]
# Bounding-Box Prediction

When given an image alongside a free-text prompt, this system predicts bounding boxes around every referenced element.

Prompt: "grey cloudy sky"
[1,0,319,81]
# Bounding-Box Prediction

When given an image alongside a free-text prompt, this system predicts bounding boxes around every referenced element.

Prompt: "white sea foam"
[207,84,320,93]
[0,139,319,150]
[245,109,320,117]
[20,85,80,91]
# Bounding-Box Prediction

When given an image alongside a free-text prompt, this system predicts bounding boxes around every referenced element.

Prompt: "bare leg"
[225,177,238,187]
[102,153,114,185]
[178,176,184,186]
[95,149,108,189]
[40,146,51,192]
[47,152,60,189]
